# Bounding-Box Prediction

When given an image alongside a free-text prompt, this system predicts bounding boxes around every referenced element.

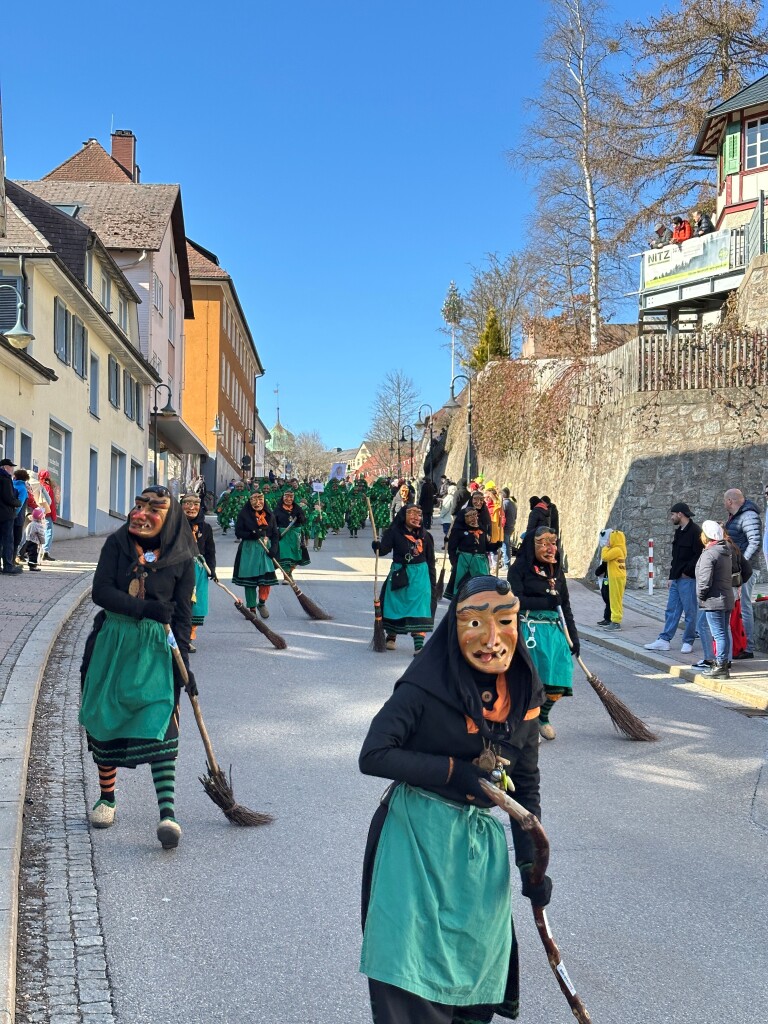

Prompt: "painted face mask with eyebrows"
[456,589,520,674]
[128,491,171,538]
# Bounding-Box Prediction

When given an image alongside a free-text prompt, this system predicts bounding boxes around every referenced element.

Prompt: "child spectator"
[23,508,46,571]
[601,529,627,631]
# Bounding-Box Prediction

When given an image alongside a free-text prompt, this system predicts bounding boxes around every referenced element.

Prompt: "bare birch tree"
[518,0,627,350]
[368,370,420,447]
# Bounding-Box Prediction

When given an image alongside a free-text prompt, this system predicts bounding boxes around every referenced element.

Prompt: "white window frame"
[100,271,111,311]
[153,272,164,314]
[89,354,100,417]
[745,115,768,170]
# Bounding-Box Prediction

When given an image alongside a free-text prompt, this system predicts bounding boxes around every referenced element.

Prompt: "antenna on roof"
[110,113,114,136]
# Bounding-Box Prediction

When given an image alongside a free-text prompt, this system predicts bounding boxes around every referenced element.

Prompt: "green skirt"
[444,551,490,601]
[80,612,180,767]
[381,561,434,635]
[233,539,278,588]
[192,558,209,624]
[519,611,573,696]
[278,528,305,571]
[361,784,513,1007]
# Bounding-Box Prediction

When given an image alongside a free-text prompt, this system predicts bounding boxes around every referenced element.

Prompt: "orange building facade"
[183,240,268,495]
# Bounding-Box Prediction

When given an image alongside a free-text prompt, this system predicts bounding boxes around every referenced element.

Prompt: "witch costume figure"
[233,491,279,619]
[507,525,579,742]
[180,493,217,652]
[443,496,494,602]
[359,575,549,1023]
[79,485,198,850]
[373,504,436,655]
[273,488,310,576]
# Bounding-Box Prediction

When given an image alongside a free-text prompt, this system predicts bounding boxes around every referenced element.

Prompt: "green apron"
[381,561,434,634]
[233,538,278,588]
[519,611,573,696]
[192,558,209,624]
[79,612,174,742]
[278,527,302,570]
[361,784,512,1005]
[444,551,490,601]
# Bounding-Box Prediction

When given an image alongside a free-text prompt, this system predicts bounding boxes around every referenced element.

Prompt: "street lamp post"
[400,425,414,480]
[415,404,434,483]
[241,429,255,480]
[445,374,473,483]
[151,383,176,485]
[0,282,35,349]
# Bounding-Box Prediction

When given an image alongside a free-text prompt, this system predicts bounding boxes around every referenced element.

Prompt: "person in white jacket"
[439,484,456,546]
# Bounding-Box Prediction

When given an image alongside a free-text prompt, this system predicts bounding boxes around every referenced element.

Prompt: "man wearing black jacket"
[645,501,704,653]
[0,459,22,575]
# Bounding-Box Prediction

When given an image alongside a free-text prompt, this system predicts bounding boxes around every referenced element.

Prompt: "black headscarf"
[393,503,424,536]
[514,523,563,575]
[394,575,543,740]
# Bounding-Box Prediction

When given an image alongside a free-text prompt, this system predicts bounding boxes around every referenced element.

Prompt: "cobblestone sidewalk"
[15,602,114,1024]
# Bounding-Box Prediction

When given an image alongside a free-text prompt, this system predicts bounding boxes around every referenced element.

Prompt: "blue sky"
[3,0,649,448]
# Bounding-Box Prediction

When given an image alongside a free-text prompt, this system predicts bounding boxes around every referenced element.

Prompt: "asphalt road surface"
[30,530,768,1023]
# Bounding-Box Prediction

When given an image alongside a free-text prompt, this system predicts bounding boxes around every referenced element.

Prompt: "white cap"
[701,520,724,541]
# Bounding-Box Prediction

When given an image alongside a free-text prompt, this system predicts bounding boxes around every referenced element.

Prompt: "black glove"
[184,669,199,697]
[142,599,174,624]
[371,540,380,553]
[447,759,491,802]
[570,638,580,658]
[545,592,562,609]
[520,865,553,907]
[488,541,502,553]
[210,572,218,583]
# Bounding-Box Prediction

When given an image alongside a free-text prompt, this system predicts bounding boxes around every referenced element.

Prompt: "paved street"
[13,528,768,1023]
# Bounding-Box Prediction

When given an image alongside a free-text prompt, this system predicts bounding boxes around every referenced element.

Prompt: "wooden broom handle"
[163,624,219,774]
[365,496,379,542]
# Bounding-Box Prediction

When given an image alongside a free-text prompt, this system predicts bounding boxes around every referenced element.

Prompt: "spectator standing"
[418,476,435,529]
[0,459,22,575]
[450,478,470,517]
[526,496,550,534]
[12,468,30,563]
[693,210,715,236]
[645,502,704,653]
[540,495,559,537]
[501,488,517,566]
[439,483,455,545]
[38,469,57,561]
[671,217,692,243]
[695,521,734,679]
[601,529,627,631]
[23,508,46,571]
[650,222,673,248]
[437,474,449,499]
[724,488,763,659]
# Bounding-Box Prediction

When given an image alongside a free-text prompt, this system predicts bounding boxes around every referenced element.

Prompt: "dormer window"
[745,114,768,169]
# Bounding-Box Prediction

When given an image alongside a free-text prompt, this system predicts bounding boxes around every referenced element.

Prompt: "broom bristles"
[584,669,658,742]
[294,586,333,621]
[199,765,274,826]
[371,598,387,652]
[235,601,288,650]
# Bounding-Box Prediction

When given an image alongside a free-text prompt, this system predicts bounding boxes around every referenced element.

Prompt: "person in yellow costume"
[601,529,627,631]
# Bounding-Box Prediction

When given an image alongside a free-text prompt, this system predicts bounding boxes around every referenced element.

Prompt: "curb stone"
[581,625,768,710]
[0,581,93,1024]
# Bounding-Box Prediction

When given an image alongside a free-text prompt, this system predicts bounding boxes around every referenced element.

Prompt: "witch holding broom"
[371,504,436,655]
[180,492,216,652]
[507,526,579,742]
[79,485,198,850]
[233,491,279,619]
[274,487,310,578]
[359,575,551,1023]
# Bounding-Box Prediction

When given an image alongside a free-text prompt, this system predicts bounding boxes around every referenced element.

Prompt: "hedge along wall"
[442,371,768,586]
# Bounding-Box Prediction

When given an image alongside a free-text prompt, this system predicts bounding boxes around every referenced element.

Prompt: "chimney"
[111,129,139,182]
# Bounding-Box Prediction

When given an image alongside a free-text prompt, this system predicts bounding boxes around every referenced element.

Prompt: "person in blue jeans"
[645,502,704,653]
[724,488,763,658]
[695,521,735,679]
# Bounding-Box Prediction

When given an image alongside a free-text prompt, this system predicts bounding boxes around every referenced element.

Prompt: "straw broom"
[261,535,332,621]
[365,497,386,652]
[164,626,273,826]
[557,607,657,742]
[201,559,287,650]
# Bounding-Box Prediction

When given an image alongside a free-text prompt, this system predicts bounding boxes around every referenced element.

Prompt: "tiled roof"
[15,180,180,251]
[707,73,768,117]
[187,238,229,280]
[1,197,52,252]
[43,140,132,184]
